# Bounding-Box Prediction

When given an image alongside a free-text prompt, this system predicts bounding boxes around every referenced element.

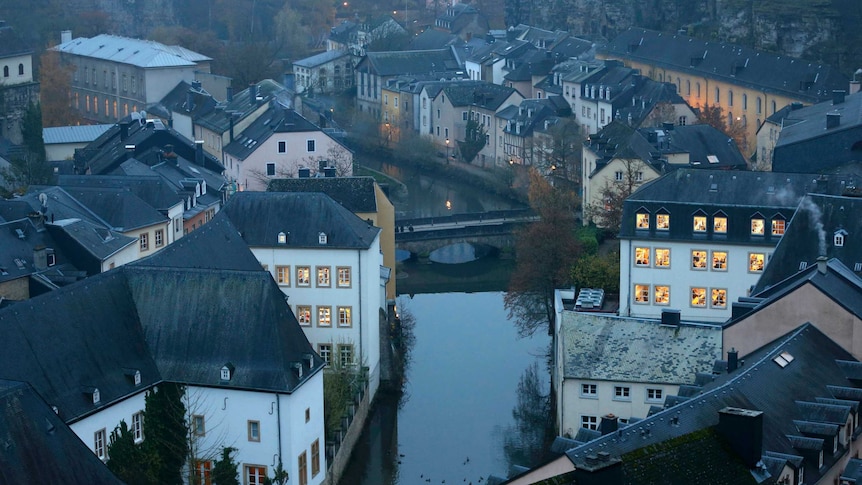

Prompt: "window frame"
[296,266,311,287]
[297,305,312,326]
[94,428,107,460]
[277,141,287,153]
[139,233,149,251]
[691,250,707,270]
[318,343,332,366]
[266,162,276,176]
[690,287,707,307]
[317,306,332,327]
[646,388,663,402]
[772,218,786,236]
[634,284,650,304]
[713,214,728,234]
[750,217,766,236]
[635,212,650,230]
[338,343,354,367]
[247,420,261,442]
[634,247,650,267]
[311,439,321,477]
[192,414,206,436]
[276,265,291,286]
[749,252,765,273]
[711,288,727,308]
[581,415,598,430]
[711,251,728,271]
[693,215,707,233]
[154,229,164,248]
[580,383,598,398]
[306,139,316,153]
[655,212,670,231]
[316,266,331,287]
[244,465,267,485]
[654,285,670,305]
[132,411,144,443]
[654,248,670,268]
[337,266,352,288]
[298,451,308,485]
[337,306,352,327]
[613,386,631,401]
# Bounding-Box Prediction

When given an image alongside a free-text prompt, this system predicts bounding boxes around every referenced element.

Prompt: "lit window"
[278,141,286,153]
[317,306,331,327]
[636,212,650,229]
[316,266,330,287]
[581,383,597,397]
[711,288,727,308]
[691,287,706,307]
[656,213,670,230]
[614,386,631,400]
[194,461,212,485]
[318,344,332,366]
[635,247,650,266]
[94,428,106,460]
[655,248,670,268]
[139,233,149,251]
[245,465,266,485]
[634,284,650,304]
[312,439,321,477]
[693,215,707,232]
[338,344,354,367]
[751,218,765,235]
[646,388,663,402]
[712,251,727,271]
[749,253,765,272]
[714,216,727,233]
[193,415,205,436]
[337,267,351,287]
[155,229,164,248]
[297,306,311,326]
[772,219,785,235]
[247,420,260,442]
[132,412,144,442]
[337,306,352,327]
[276,265,290,285]
[296,266,310,286]
[692,250,707,270]
[654,285,670,305]
[581,415,598,430]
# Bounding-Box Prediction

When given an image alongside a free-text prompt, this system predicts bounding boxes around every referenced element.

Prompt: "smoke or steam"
[797,196,826,256]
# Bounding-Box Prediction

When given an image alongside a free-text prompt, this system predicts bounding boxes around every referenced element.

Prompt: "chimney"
[33,245,48,271]
[119,121,130,141]
[60,30,72,44]
[573,453,623,485]
[717,407,763,468]
[817,255,828,274]
[194,140,204,166]
[660,309,681,327]
[832,90,846,105]
[599,414,619,435]
[647,131,658,144]
[298,167,311,178]
[249,83,258,102]
[662,121,674,131]
[192,80,202,91]
[727,348,739,372]
[186,90,194,112]
[229,112,239,142]
[324,167,336,178]
[226,86,234,102]
[826,112,841,129]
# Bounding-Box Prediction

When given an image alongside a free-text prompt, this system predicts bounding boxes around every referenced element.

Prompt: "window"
[581,415,598,430]
[155,229,164,248]
[691,287,706,307]
[306,139,316,152]
[749,253,765,272]
[298,451,308,485]
[714,215,727,233]
[337,306,352,327]
[635,247,650,266]
[656,213,670,230]
[756,97,762,114]
[462,111,468,121]
[248,420,260,442]
[140,233,149,251]
[94,95,99,114]
[636,212,650,229]
[696,82,701,98]
[193,415,205,436]
[132,412,144,442]
[655,248,670,268]
[751,217,765,235]
[312,439,321,477]
[305,408,310,423]
[654,285,670,305]
[316,266,330,287]
[94,428,106,459]
[728,90,733,107]
[678,115,687,126]
[317,306,332,327]
[836,231,846,247]
[2,66,7,77]
[712,251,727,271]
[337,267,351,287]
[338,344,354,367]
[772,218,786,235]
[646,388,663,402]
[711,288,727,308]
[278,141,286,153]
[692,250,707,269]
[634,284,650,304]
[693,215,707,232]
[296,266,311,286]
[245,465,266,485]
[276,266,290,285]
[394,97,398,107]
[297,306,312,326]
[742,93,748,110]
[614,171,623,181]
[195,461,212,485]
[266,163,276,176]
[318,343,332,366]
[714,87,720,103]
[580,383,597,397]
[614,386,631,400]
[635,171,644,182]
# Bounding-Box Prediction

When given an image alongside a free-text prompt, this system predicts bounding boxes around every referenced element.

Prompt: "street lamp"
[385,122,391,146]
[445,138,450,164]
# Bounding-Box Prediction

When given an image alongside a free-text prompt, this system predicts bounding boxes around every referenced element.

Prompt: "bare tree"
[585,158,649,232]
[184,388,231,485]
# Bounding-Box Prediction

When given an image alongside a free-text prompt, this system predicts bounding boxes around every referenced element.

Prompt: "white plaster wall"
[45,142,88,161]
[172,112,193,140]
[144,67,198,104]
[101,243,140,272]
[0,53,33,85]
[560,379,679,436]
[70,391,148,458]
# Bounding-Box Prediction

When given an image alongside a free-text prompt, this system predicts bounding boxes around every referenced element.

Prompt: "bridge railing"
[395,222,526,242]
[395,208,535,228]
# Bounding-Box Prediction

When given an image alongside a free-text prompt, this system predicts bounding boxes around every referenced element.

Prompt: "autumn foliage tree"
[698,104,749,155]
[505,169,582,336]
[39,48,77,127]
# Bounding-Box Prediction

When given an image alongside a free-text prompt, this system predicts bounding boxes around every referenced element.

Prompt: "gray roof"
[267,176,380,213]
[223,106,322,160]
[559,312,721,383]
[358,48,464,77]
[53,34,210,68]
[636,124,748,170]
[42,124,113,145]
[0,23,31,58]
[220,192,380,249]
[601,28,848,103]
[440,81,519,111]
[195,79,288,134]
[294,50,350,68]
[46,218,136,263]
[60,186,168,232]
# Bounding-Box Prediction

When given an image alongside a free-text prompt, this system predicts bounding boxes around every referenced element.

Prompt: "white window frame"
[613,386,631,401]
[580,383,598,398]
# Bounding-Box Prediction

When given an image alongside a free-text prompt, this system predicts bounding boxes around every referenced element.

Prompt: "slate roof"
[753,194,862,292]
[0,379,124,484]
[60,186,168,231]
[57,174,182,213]
[0,23,31,58]
[267,176,379,213]
[560,324,862,485]
[220,191,380,249]
[195,79,288,134]
[42,124,113,145]
[46,218,136,263]
[294,50,351,69]
[359,48,464,77]
[550,36,594,60]
[149,80,218,121]
[585,121,657,177]
[636,124,748,170]
[223,105,323,160]
[601,28,848,103]
[439,81,518,111]
[0,217,69,286]
[53,34,210,68]
[408,29,463,50]
[559,312,721,383]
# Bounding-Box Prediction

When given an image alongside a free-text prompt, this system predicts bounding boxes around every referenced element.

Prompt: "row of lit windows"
[295,305,352,328]
[580,383,663,403]
[272,265,351,288]
[634,284,727,308]
[665,76,778,116]
[77,93,138,119]
[635,248,767,273]
[636,211,786,236]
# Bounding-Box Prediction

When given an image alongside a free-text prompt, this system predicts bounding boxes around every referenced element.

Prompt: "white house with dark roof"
[43,124,114,161]
[219,192,385,399]
[293,50,354,95]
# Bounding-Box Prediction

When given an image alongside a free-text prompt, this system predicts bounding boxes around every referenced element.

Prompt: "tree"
[502,362,555,470]
[264,460,289,485]
[211,447,240,485]
[571,251,621,294]
[535,117,584,181]
[273,5,311,60]
[106,421,159,485]
[460,116,488,164]
[644,101,677,127]
[1,103,53,193]
[698,104,749,155]
[144,383,189,485]
[38,49,77,127]
[504,169,582,336]
[585,158,649,233]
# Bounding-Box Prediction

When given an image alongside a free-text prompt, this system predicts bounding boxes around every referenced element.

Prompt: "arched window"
[85,95,91,112]
[696,82,701,98]
[714,87,720,103]
[728,90,733,107]
[2,66,8,77]
[18,63,24,75]
[686,79,691,95]
[756,97,762,114]
[94,96,99,114]
[742,93,747,110]
[771,100,777,114]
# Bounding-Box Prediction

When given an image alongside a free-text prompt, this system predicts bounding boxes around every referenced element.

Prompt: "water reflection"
[428,242,493,264]
[500,361,557,474]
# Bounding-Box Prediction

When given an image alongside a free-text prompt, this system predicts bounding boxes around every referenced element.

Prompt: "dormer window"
[771,217,786,236]
[277,231,287,244]
[713,212,728,234]
[318,232,328,245]
[124,368,142,386]
[656,210,670,231]
[693,211,707,233]
[83,387,101,404]
[220,363,235,381]
[750,215,765,235]
[835,229,848,247]
[636,209,650,230]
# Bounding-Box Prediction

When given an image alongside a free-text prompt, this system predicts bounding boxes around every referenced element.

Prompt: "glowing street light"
[445,138,450,164]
